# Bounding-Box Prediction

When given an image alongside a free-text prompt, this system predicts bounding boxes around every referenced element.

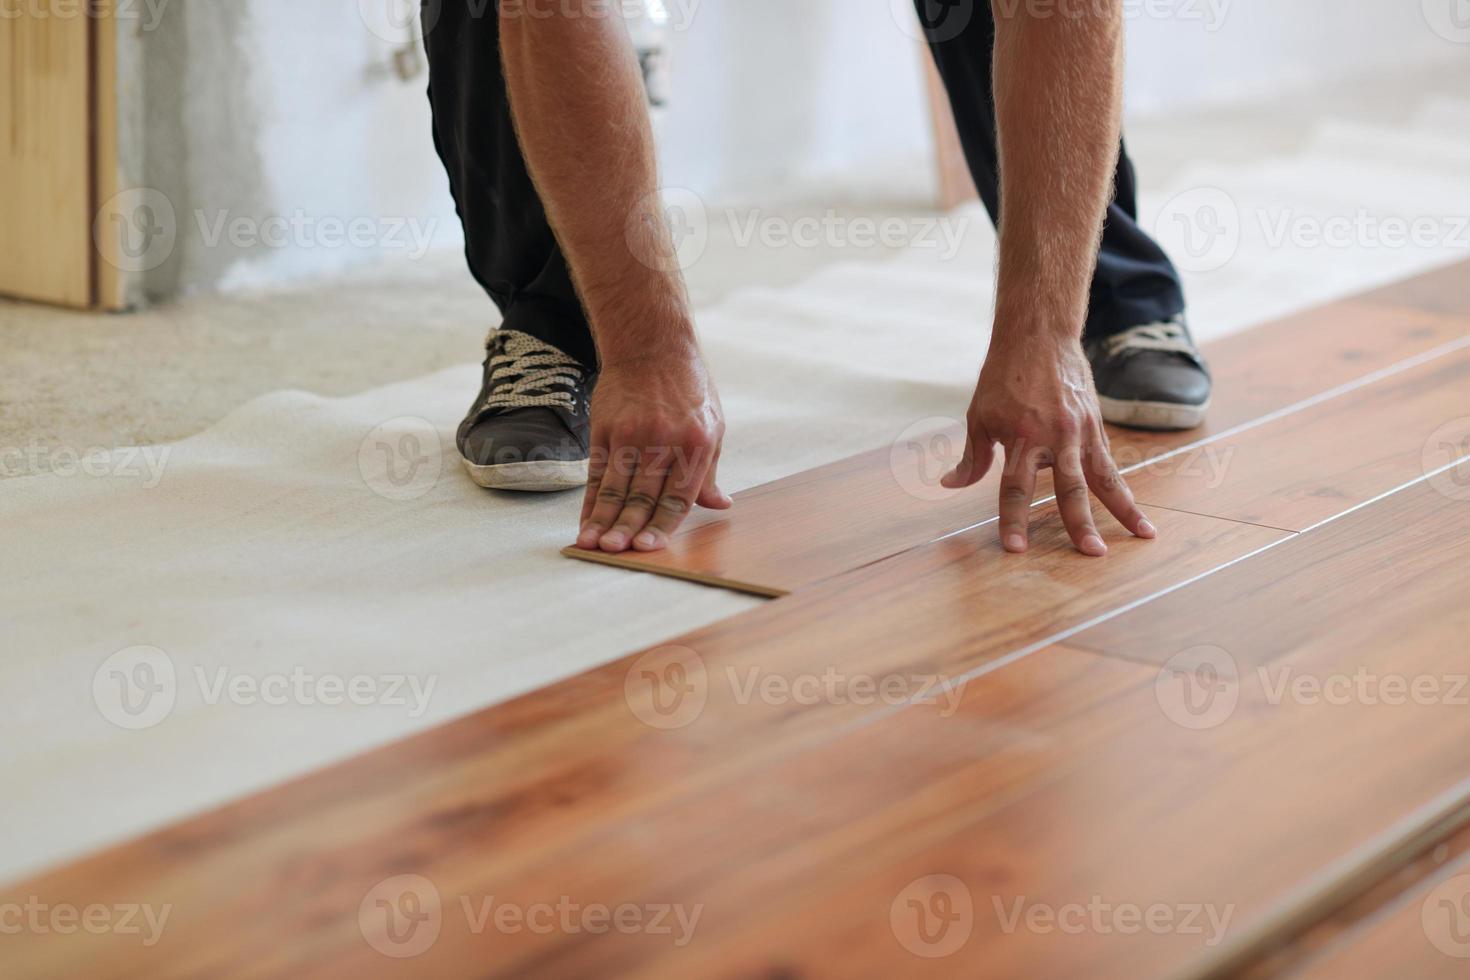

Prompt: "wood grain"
[1241,819,1470,978]
[11,295,1470,975]
[0,6,93,306]
[1360,258,1470,318]
[566,299,1470,595]
[1072,481,1470,669]
[0,505,1284,977]
[1125,341,1470,530]
[1285,851,1470,979]
[11,479,1458,977]
[589,481,1470,979]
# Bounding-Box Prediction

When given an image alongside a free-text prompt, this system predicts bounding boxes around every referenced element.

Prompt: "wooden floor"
[7,261,1470,978]
[565,297,1470,595]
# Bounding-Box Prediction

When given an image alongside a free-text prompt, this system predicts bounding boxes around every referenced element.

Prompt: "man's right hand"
[576,345,731,554]
[499,5,726,553]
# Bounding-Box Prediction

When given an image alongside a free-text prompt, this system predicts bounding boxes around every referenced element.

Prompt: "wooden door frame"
[0,1,124,311]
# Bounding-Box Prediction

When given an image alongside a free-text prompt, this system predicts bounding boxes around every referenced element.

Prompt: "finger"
[1085,430,1155,539]
[577,442,637,550]
[580,442,609,526]
[695,441,731,510]
[635,442,714,551]
[997,443,1039,553]
[940,425,997,490]
[1055,444,1107,557]
[599,448,673,553]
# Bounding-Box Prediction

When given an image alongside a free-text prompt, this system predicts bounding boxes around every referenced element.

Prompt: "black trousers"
[423,1,1186,371]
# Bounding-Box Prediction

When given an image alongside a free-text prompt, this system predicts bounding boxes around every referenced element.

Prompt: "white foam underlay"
[5,102,1470,883]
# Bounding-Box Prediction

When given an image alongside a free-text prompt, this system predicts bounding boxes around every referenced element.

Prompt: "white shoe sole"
[461,457,589,492]
[1098,395,1210,432]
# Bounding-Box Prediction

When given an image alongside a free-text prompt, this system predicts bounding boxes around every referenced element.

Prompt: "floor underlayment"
[4,72,1470,883]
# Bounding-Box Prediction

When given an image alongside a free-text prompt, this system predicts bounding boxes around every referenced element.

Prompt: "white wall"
[125,0,462,301]
[1123,0,1460,115]
[657,0,934,203]
[125,0,1466,300]
[660,0,1467,201]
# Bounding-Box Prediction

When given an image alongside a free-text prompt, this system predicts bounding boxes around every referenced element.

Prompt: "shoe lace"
[484,331,585,413]
[1103,319,1199,359]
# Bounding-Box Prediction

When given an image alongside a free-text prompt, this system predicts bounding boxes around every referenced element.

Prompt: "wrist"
[597,321,701,374]
[590,282,700,371]
[987,311,1084,361]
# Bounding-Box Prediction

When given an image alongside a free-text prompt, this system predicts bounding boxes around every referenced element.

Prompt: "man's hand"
[577,346,731,554]
[946,0,1146,556]
[498,5,727,552]
[942,332,1155,557]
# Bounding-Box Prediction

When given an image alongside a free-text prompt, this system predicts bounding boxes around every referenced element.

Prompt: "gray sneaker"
[457,330,596,492]
[1086,317,1212,431]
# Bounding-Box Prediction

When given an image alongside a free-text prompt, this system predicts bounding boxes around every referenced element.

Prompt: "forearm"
[989,0,1124,349]
[499,5,695,368]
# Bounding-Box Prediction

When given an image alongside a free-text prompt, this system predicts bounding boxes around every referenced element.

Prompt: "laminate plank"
[1240,819,1470,978]
[1359,258,1470,318]
[566,298,1470,595]
[1126,337,1470,530]
[22,479,1451,978]
[0,507,1283,977]
[7,460,1464,977]
[584,482,1470,979]
[1071,479,1470,669]
[0,646,1159,978]
[1285,851,1470,979]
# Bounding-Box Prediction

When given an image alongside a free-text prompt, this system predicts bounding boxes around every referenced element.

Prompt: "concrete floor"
[3,59,1467,480]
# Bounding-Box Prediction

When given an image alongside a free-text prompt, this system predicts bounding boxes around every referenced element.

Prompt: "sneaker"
[457,329,596,492]
[1086,316,1212,431]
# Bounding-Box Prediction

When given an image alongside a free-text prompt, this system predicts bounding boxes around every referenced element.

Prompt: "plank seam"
[851,454,1469,733]
[1258,838,1470,978]
[759,331,1470,598]
[906,332,1470,554]
[567,331,1470,599]
[1176,778,1470,980]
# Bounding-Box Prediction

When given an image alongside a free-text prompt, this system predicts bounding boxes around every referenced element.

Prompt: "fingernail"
[1004,533,1026,552]
[577,526,601,548]
[1084,534,1107,555]
[1139,518,1157,537]
[634,531,658,549]
[600,531,627,552]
